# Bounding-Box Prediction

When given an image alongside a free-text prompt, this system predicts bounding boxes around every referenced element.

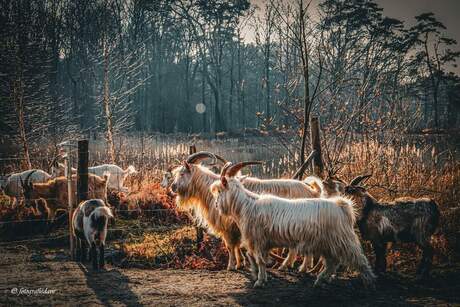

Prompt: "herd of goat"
[0,151,440,288]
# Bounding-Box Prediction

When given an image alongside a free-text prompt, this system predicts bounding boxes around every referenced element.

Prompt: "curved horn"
[48,155,61,171]
[349,174,372,186]
[220,162,233,178]
[226,161,263,177]
[186,151,217,165]
[214,153,227,164]
[22,169,38,190]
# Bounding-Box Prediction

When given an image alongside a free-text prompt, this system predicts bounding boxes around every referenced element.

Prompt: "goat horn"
[48,154,61,170]
[186,151,216,164]
[214,154,227,164]
[23,169,38,190]
[349,174,372,186]
[226,161,263,177]
[220,162,233,178]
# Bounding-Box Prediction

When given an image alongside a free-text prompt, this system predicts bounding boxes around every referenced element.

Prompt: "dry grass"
[329,138,460,260]
[118,226,228,270]
[1,133,459,269]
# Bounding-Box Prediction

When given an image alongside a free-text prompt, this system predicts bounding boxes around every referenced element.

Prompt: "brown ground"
[0,246,459,306]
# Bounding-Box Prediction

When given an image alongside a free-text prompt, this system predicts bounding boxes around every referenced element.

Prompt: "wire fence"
[0,223,198,251]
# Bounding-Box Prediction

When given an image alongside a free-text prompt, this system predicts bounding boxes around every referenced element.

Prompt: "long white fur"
[171,164,243,270]
[1,169,52,207]
[241,177,319,199]
[241,176,321,271]
[210,177,376,288]
[171,163,326,271]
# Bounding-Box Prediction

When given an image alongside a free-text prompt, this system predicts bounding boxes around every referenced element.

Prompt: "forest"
[1,0,460,144]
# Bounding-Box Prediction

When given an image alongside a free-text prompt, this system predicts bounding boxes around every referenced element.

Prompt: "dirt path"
[0,247,459,306]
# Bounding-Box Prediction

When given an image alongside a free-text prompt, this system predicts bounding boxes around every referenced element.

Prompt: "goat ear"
[183,161,191,172]
[349,174,372,186]
[221,176,228,188]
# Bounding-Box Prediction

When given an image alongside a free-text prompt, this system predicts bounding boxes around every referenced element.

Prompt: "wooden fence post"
[77,140,89,204]
[310,117,324,177]
[189,145,204,247]
[64,151,74,260]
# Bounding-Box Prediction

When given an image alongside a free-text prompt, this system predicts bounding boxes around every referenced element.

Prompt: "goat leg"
[417,242,433,279]
[373,242,387,274]
[91,243,98,270]
[81,240,88,263]
[75,238,81,262]
[99,243,105,269]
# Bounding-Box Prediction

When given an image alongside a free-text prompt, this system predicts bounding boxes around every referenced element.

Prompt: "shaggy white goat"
[72,199,113,270]
[170,153,323,271]
[58,163,136,192]
[211,162,376,288]
[1,169,52,207]
[170,151,245,271]
[228,163,321,272]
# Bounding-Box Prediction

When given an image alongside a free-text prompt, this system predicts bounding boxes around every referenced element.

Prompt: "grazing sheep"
[57,163,136,192]
[1,169,52,207]
[72,199,113,270]
[211,162,376,288]
[344,184,440,278]
[22,173,109,220]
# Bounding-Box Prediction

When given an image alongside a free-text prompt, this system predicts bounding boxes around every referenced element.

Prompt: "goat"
[72,199,113,270]
[344,183,440,278]
[211,162,376,288]
[170,151,245,271]
[57,163,136,193]
[1,169,52,207]
[22,173,109,220]
[228,164,321,272]
[170,153,321,271]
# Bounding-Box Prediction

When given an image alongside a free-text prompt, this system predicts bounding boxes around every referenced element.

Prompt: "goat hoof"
[253,280,264,288]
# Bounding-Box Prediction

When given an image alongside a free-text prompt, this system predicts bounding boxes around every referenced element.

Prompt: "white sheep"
[72,199,113,270]
[211,162,376,288]
[1,169,52,207]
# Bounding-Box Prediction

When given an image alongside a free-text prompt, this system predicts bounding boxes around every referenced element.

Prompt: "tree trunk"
[229,45,234,130]
[299,0,312,165]
[13,79,32,169]
[103,41,115,163]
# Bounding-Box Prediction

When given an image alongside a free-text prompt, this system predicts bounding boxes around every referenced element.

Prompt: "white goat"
[58,163,136,192]
[170,151,245,270]
[227,163,321,272]
[1,169,52,207]
[170,153,321,271]
[211,162,376,288]
[72,199,113,270]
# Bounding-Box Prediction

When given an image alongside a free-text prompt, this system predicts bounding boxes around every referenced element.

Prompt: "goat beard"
[175,194,200,212]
